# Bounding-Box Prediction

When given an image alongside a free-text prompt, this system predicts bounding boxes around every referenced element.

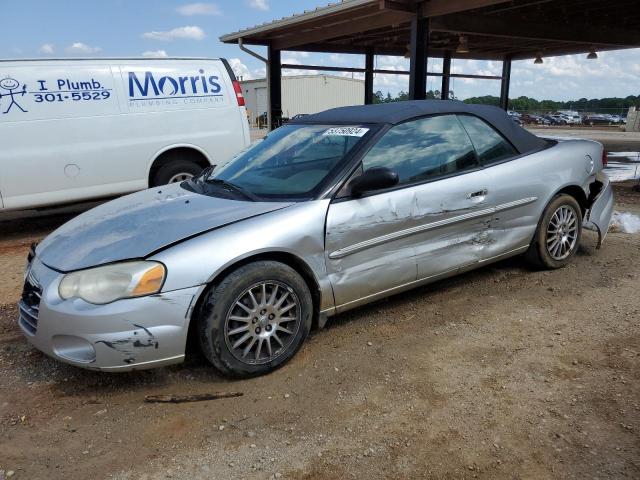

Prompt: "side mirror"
[349,167,399,197]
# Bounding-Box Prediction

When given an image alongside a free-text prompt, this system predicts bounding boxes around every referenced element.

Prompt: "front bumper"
[18,257,203,371]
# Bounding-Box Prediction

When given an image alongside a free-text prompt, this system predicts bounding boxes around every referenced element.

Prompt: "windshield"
[206,124,372,200]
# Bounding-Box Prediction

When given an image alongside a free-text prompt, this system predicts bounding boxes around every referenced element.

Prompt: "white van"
[0,58,250,211]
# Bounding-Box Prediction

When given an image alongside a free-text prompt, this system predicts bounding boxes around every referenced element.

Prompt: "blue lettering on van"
[128,69,223,100]
[56,78,103,90]
[26,78,112,104]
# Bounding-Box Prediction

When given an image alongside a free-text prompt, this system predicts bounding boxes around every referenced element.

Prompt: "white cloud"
[247,0,269,11]
[228,58,253,80]
[66,42,101,55]
[38,43,55,55]
[142,26,205,41]
[142,50,169,58]
[176,3,221,16]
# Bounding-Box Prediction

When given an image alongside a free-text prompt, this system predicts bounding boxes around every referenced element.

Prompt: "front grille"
[19,271,42,335]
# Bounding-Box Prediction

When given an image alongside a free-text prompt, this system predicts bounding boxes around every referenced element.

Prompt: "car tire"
[525,194,582,269]
[197,261,313,378]
[151,156,204,186]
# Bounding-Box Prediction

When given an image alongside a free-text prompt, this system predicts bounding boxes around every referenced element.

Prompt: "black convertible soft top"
[291,100,549,154]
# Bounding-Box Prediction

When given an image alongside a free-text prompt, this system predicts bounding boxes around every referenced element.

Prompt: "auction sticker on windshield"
[322,127,369,137]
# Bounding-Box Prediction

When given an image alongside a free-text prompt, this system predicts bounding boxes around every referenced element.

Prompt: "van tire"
[151,158,204,186]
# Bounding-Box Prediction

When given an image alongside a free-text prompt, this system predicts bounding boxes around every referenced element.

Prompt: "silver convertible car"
[20,101,613,377]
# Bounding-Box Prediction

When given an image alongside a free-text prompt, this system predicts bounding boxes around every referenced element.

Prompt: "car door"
[457,114,541,261]
[325,114,491,311]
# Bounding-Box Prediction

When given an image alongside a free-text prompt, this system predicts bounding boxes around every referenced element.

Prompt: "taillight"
[602,149,608,167]
[232,80,245,107]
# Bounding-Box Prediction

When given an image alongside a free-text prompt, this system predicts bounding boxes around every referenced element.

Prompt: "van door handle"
[466,189,488,199]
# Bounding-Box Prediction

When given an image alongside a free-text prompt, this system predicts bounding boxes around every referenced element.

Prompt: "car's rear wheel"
[526,194,582,269]
[197,261,313,378]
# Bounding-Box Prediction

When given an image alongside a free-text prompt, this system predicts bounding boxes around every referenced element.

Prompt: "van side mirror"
[349,167,399,197]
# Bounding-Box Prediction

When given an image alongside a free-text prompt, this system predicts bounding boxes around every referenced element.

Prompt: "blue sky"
[1,0,639,101]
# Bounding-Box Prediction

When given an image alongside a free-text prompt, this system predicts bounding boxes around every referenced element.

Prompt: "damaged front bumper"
[18,257,202,371]
[584,172,615,248]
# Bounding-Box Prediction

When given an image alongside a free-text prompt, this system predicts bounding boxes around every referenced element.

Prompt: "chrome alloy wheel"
[546,205,579,261]
[224,281,301,365]
[168,172,194,183]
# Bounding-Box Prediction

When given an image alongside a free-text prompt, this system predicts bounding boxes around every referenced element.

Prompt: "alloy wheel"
[224,281,301,365]
[546,205,579,260]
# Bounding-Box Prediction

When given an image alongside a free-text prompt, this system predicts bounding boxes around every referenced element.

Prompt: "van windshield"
[202,124,372,200]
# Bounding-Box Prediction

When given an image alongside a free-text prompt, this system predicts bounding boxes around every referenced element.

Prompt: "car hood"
[36,184,293,272]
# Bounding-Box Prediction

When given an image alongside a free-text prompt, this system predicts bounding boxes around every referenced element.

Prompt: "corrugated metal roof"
[219,0,375,43]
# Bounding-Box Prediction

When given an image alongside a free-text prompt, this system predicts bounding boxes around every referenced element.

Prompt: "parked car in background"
[583,114,615,126]
[20,100,613,377]
[0,57,250,211]
[520,114,550,125]
[543,114,567,125]
[558,111,582,124]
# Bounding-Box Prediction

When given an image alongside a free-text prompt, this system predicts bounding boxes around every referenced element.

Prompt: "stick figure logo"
[0,77,28,114]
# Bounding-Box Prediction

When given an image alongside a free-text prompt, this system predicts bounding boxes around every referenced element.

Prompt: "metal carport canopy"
[220,0,640,128]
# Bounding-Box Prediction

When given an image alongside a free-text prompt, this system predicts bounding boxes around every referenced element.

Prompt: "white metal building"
[240,74,364,125]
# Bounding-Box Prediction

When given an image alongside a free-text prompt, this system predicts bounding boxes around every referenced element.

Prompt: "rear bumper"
[19,257,203,371]
[584,172,614,248]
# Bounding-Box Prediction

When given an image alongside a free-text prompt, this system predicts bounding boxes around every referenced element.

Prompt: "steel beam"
[441,50,451,99]
[365,47,375,104]
[499,56,511,111]
[408,15,428,100]
[268,44,282,130]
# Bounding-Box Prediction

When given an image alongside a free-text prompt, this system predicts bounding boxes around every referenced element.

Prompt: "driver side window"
[361,114,478,186]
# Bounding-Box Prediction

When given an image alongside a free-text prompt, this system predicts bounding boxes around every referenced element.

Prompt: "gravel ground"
[0,168,639,480]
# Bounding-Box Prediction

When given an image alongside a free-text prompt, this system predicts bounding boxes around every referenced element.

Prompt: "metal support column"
[364,47,374,104]
[499,56,512,111]
[441,51,451,100]
[268,44,282,130]
[408,16,428,100]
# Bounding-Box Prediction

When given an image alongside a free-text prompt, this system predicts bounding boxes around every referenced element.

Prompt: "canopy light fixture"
[587,49,598,60]
[456,36,469,54]
[534,52,544,64]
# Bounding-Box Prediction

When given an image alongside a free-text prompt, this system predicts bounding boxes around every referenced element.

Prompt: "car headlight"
[58,261,166,304]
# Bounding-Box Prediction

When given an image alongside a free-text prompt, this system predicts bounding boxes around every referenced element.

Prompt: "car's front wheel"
[526,194,582,269]
[197,261,313,378]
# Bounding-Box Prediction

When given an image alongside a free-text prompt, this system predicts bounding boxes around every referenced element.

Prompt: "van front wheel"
[151,158,204,186]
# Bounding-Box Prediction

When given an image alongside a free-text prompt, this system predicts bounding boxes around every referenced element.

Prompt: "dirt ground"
[1,186,640,479]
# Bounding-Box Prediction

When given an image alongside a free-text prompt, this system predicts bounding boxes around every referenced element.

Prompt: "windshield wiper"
[204,178,260,201]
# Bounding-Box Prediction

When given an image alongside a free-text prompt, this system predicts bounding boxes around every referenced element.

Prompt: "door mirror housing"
[349,167,399,197]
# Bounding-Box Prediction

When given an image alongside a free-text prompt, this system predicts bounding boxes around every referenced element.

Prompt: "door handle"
[466,189,488,199]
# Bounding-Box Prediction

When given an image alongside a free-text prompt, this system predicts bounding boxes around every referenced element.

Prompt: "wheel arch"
[553,184,588,216]
[525,183,588,250]
[147,144,213,187]
[185,251,323,358]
